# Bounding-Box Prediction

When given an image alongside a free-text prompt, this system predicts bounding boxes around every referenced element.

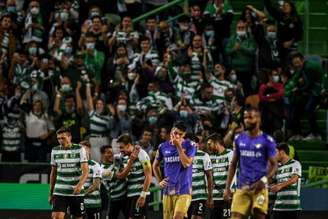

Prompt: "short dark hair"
[173,121,187,132]
[56,127,71,135]
[100,145,112,154]
[143,126,153,134]
[289,51,304,61]
[80,140,91,148]
[277,142,289,155]
[117,133,133,145]
[140,36,150,43]
[206,133,224,145]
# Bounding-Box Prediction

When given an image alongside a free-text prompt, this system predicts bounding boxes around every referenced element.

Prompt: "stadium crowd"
[0,0,326,218]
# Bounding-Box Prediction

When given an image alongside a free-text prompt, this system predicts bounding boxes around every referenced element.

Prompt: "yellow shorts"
[231,188,268,216]
[163,194,191,219]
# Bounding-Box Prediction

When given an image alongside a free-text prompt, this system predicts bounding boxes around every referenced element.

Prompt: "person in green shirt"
[287,52,323,140]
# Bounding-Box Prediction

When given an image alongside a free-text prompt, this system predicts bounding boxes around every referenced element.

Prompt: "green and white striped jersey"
[136,91,173,112]
[273,159,302,211]
[0,120,23,152]
[51,144,88,196]
[84,160,102,209]
[101,157,128,201]
[190,94,224,114]
[208,75,234,103]
[192,149,213,201]
[126,149,150,198]
[210,149,233,201]
[168,62,202,100]
[89,111,112,136]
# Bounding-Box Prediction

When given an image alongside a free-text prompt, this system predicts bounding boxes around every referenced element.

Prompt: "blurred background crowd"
[0,0,327,163]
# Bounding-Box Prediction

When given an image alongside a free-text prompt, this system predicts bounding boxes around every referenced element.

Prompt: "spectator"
[86,83,113,162]
[23,0,44,44]
[83,32,105,91]
[206,63,234,103]
[264,0,303,64]
[259,69,284,135]
[225,20,257,97]
[54,81,84,143]
[286,52,323,140]
[191,82,222,115]
[175,15,194,50]
[25,99,55,162]
[0,13,16,62]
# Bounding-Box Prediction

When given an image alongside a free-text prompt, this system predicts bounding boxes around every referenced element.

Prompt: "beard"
[245,122,257,131]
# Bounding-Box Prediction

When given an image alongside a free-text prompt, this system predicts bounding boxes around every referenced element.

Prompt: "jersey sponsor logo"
[164,156,180,163]
[240,150,262,158]
[255,144,262,149]
[239,142,246,147]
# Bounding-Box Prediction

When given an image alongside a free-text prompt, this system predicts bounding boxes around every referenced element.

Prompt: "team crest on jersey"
[255,144,262,149]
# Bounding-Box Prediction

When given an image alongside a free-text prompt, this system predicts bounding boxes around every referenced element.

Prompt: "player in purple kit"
[223,107,278,219]
[153,121,196,219]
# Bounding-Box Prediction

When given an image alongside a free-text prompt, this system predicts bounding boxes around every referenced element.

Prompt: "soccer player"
[153,121,196,219]
[189,135,214,219]
[223,107,278,219]
[271,143,302,219]
[116,134,152,219]
[49,127,89,219]
[101,145,129,219]
[80,140,102,219]
[207,133,233,219]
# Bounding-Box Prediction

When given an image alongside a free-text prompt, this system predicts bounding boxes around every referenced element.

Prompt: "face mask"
[65,46,73,54]
[179,24,189,31]
[148,116,158,125]
[7,6,17,13]
[61,84,72,93]
[96,109,103,114]
[86,42,95,50]
[60,11,69,22]
[31,83,39,91]
[230,74,237,82]
[205,30,215,38]
[33,111,42,116]
[117,104,127,112]
[272,75,280,83]
[266,32,277,39]
[127,72,137,81]
[90,11,100,18]
[66,106,75,114]
[179,110,188,118]
[237,31,246,37]
[28,47,37,56]
[30,6,39,15]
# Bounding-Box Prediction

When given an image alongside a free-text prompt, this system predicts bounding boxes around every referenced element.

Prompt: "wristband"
[260,176,268,184]
[140,191,147,198]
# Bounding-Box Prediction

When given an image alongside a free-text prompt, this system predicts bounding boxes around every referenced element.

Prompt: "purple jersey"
[234,132,276,188]
[156,139,196,195]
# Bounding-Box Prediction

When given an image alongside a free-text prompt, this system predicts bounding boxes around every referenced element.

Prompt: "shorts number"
[80,203,85,211]
[223,208,231,217]
[198,203,203,212]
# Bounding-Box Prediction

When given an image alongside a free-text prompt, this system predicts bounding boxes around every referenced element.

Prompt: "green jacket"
[225,34,257,72]
[84,50,105,85]
[300,60,323,96]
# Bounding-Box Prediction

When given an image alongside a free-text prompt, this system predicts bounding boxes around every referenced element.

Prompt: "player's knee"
[51,212,65,219]
[231,212,243,219]
[173,212,184,219]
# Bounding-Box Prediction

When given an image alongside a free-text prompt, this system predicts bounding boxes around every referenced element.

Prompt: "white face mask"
[237,31,246,37]
[179,24,189,31]
[30,6,39,15]
[272,75,280,83]
[86,42,95,50]
[266,32,277,39]
[117,104,127,112]
[127,72,137,81]
[60,11,69,22]
[230,74,237,82]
